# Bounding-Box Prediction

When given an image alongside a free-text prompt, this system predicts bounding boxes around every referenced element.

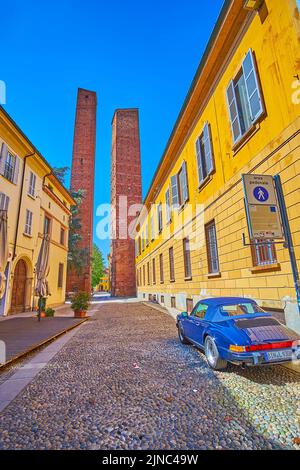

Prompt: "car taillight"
[245,341,294,352]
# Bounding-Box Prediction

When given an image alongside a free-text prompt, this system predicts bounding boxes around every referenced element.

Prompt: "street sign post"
[242,173,300,315]
[242,174,284,240]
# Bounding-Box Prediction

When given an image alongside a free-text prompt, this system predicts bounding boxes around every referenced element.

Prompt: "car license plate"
[266,350,292,361]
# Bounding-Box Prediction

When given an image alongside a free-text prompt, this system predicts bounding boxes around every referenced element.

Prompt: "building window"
[150,215,155,241]
[251,240,277,267]
[0,192,9,211]
[171,296,176,308]
[169,246,175,282]
[142,233,145,251]
[147,261,150,285]
[24,209,33,236]
[195,122,214,186]
[170,161,189,209]
[143,264,146,286]
[145,223,149,246]
[165,188,171,223]
[58,263,64,288]
[135,239,139,257]
[161,295,164,304]
[186,298,193,314]
[44,216,51,235]
[152,258,156,285]
[139,267,142,286]
[157,203,163,233]
[159,253,164,283]
[28,171,37,197]
[183,238,192,279]
[205,220,220,274]
[60,227,65,246]
[226,49,264,144]
[4,152,19,184]
[136,269,139,287]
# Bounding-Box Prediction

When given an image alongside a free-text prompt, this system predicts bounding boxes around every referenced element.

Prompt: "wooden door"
[10,260,27,313]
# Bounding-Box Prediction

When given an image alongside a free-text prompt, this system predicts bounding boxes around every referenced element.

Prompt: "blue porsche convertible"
[176,297,300,370]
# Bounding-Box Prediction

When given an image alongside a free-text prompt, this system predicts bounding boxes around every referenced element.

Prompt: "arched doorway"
[10,259,27,313]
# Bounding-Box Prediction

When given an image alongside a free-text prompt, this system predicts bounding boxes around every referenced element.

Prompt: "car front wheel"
[177,322,190,344]
[204,336,227,370]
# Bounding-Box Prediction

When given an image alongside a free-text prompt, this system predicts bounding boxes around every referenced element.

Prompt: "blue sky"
[1,0,224,260]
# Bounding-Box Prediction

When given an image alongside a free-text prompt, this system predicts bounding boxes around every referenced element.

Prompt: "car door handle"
[194,321,201,326]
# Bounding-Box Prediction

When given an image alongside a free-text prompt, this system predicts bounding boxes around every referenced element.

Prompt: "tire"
[177,322,190,344]
[204,336,227,370]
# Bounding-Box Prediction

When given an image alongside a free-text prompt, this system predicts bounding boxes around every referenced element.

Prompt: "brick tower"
[110,109,142,297]
[66,88,97,293]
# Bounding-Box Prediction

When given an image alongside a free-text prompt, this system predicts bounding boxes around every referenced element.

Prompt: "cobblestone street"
[0,302,299,450]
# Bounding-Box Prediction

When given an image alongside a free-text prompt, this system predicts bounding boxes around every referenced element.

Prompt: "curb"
[0,317,89,371]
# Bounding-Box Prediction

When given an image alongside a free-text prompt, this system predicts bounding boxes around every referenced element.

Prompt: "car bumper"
[222,348,300,366]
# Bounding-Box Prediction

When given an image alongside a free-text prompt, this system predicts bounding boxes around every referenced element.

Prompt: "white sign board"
[242,174,284,240]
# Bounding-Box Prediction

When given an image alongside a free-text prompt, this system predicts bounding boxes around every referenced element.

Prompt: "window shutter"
[203,123,213,175]
[242,49,263,122]
[0,143,8,175]
[13,156,20,184]
[195,138,203,184]
[226,80,242,143]
[150,215,154,240]
[181,161,189,203]
[171,174,179,208]
[0,192,10,211]
[165,188,171,222]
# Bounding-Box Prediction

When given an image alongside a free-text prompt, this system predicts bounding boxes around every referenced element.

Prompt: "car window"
[191,303,208,319]
[220,303,265,316]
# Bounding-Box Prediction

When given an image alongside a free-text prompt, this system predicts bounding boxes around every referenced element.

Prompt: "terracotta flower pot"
[74,311,87,318]
[40,312,46,318]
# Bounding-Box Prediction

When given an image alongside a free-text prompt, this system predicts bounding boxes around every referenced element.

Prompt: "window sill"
[27,193,36,200]
[184,276,192,281]
[207,272,221,279]
[170,279,175,283]
[23,232,32,238]
[232,122,261,155]
[250,263,281,274]
[198,173,214,192]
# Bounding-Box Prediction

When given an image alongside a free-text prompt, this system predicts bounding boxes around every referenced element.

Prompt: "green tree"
[52,166,69,185]
[92,244,105,288]
[52,167,89,275]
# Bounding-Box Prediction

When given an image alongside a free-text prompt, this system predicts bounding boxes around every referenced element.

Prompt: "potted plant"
[70,291,91,318]
[37,296,47,318]
[45,307,55,317]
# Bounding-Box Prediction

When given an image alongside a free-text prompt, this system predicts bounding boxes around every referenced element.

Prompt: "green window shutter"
[242,49,263,122]
[226,80,242,143]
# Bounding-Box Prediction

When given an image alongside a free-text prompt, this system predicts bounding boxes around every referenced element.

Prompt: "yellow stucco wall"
[0,107,74,315]
[135,0,300,329]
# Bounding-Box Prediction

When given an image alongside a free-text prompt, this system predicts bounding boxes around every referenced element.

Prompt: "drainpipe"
[12,152,35,260]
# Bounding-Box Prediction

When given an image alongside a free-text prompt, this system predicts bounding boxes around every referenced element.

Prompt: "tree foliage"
[92,244,105,288]
[52,167,90,275]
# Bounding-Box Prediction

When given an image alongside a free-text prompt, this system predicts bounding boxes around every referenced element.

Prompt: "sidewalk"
[0,316,87,367]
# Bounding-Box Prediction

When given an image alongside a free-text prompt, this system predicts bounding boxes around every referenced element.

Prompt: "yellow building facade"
[0,105,75,315]
[135,0,300,332]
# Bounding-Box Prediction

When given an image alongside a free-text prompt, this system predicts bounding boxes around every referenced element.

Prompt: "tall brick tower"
[66,88,97,293]
[110,109,142,297]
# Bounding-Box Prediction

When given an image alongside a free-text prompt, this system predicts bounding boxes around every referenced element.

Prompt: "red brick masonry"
[110,109,142,297]
[67,88,97,293]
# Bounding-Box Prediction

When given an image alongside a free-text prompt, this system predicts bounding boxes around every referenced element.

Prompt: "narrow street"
[0,302,299,450]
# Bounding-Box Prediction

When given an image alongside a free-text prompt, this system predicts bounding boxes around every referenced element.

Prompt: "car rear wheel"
[204,336,227,370]
[178,322,190,344]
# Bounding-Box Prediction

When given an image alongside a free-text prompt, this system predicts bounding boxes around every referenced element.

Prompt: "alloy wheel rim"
[206,338,217,366]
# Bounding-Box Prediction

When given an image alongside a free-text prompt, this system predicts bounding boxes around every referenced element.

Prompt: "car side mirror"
[181,311,188,318]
